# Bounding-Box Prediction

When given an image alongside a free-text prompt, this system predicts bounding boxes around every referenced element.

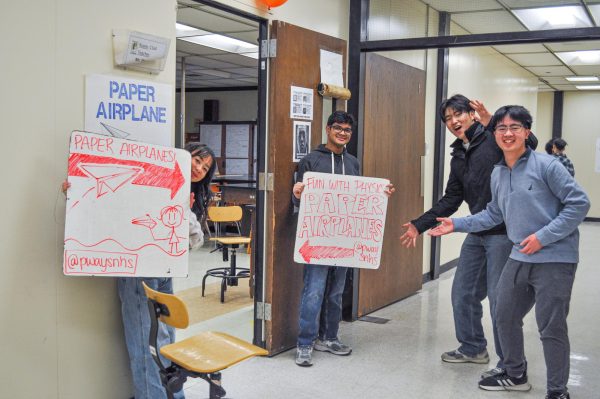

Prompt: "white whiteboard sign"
[293,172,389,269]
[64,131,191,277]
[85,74,173,146]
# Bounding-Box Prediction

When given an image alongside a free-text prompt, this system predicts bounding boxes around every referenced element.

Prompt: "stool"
[202,237,251,303]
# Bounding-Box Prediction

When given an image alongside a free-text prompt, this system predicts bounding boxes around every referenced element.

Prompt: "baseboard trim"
[422,258,459,283]
[584,217,600,222]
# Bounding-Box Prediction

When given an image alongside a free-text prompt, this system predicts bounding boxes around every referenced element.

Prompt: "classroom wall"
[562,91,600,217]
[177,90,259,132]
[535,91,554,149]
[0,0,352,397]
[1,1,177,398]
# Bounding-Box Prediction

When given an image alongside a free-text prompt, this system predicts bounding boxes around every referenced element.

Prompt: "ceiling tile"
[493,44,548,53]
[505,52,561,66]
[525,65,573,76]
[540,76,572,84]
[546,41,600,52]
[420,0,501,13]
[570,65,600,75]
[502,0,589,8]
[208,53,258,67]
[452,11,526,34]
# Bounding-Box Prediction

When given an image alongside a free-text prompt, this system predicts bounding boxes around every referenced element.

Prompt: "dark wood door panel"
[358,53,425,316]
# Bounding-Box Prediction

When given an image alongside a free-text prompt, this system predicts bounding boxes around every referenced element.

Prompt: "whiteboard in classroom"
[200,124,222,155]
[293,172,389,269]
[63,131,192,277]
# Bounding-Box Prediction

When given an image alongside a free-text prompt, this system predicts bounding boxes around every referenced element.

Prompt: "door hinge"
[259,172,274,191]
[261,39,277,58]
[256,302,272,321]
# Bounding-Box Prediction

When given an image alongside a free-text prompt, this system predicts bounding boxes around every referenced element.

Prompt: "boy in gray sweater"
[430,105,590,399]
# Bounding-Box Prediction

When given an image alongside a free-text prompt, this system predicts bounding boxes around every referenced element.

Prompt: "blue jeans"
[451,233,512,367]
[297,264,348,347]
[118,277,185,399]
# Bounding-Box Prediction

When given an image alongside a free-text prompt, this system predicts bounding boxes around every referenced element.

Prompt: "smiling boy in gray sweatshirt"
[429,105,590,399]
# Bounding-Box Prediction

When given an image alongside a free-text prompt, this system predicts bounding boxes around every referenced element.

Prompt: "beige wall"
[179,90,259,132]
[535,91,554,150]
[562,92,600,217]
[0,0,350,397]
[2,1,177,398]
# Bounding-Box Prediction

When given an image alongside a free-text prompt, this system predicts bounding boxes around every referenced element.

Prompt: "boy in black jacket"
[400,95,537,378]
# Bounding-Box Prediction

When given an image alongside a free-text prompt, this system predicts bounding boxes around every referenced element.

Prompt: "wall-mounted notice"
[293,172,390,269]
[63,131,191,277]
[199,124,222,155]
[85,74,173,146]
[226,125,250,158]
[293,121,310,162]
[290,86,313,120]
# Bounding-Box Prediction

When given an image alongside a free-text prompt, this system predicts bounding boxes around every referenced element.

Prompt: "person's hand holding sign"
[293,182,305,200]
[384,183,395,197]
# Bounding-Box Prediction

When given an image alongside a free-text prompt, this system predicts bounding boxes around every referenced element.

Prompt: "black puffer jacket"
[411,122,537,236]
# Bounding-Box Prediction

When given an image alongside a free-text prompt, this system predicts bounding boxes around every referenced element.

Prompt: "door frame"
[347,0,600,313]
[187,0,268,348]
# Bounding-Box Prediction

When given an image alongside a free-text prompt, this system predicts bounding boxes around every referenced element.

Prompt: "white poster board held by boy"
[293,172,389,269]
[63,131,191,277]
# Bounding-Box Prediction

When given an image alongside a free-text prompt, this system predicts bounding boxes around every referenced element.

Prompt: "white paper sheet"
[320,50,344,87]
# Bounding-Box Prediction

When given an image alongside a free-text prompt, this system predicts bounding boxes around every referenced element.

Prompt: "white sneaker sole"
[478,383,532,391]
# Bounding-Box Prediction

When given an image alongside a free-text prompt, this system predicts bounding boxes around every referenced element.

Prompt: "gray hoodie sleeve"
[534,160,590,247]
[453,170,504,233]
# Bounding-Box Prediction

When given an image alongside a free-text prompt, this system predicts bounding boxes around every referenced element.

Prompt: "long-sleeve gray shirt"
[453,149,590,263]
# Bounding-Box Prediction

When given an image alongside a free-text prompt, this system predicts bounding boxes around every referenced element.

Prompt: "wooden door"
[264,21,346,355]
[357,53,425,316]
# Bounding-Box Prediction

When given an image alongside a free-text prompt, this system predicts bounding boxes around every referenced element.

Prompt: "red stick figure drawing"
[132,205,186,255]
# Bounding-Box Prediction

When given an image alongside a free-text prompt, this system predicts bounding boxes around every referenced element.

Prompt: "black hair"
[327,110,355,127]
[439,94,473,121]
[544,139,554,155]
[489,105,533,130]
[553,138,568,151]
[184,142,217,221]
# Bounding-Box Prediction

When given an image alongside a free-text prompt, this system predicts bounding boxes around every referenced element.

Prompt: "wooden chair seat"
[214,237,251,245]
[161,331,268,374]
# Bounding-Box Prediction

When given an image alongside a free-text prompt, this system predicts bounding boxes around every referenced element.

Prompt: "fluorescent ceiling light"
[555,50,600,65]
[565,76,598,82]
[576,85,600,90]
[175,23,258,59]
[514,6,592,30]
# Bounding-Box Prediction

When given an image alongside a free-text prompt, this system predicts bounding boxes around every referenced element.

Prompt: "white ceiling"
[419,0,600,91]
[176,0,259,89]
[176,0,600,91]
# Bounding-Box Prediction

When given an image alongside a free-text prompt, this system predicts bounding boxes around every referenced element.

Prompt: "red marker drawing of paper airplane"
[298,240,355,263]
[68,153,185,199]
[79,163,143,198]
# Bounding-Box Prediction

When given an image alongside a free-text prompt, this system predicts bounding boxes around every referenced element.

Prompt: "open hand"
[428,218,454,236]
[400,222,418,248]
[470,100,492,127]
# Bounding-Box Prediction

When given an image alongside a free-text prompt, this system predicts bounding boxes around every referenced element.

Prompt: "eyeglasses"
[330,125,352,134]
[494,124,524,134]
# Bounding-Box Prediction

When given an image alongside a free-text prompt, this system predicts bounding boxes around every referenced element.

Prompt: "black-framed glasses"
[331,124,352,134]
[495,124,524,134]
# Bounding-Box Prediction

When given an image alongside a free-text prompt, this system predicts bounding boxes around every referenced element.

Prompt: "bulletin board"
[63,131,191,277]
[293,172,390,269]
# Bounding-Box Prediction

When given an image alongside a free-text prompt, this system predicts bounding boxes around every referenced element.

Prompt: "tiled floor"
[179,223,600,399]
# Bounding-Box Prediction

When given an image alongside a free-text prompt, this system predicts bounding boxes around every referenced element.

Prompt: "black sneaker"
[546,391,570,399]
[478,370,532,391]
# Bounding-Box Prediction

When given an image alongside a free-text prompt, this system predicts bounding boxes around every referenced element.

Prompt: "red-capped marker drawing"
[298,240,354,263]
[132,206,186,256]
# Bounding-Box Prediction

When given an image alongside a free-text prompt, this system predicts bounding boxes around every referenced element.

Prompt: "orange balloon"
[261,0,288,8]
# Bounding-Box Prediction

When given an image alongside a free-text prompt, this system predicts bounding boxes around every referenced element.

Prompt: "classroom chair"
[142,282,268,399]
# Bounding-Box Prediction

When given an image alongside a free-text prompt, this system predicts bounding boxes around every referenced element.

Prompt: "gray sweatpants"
[495,259,577,393]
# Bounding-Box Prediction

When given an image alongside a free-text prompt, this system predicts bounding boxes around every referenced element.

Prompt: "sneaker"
[314,338,352,356]
[441,349,489,364]
[481,367,505,379]
[295,345,313,367]
[478,370,532,391]
[546,391,570,399]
